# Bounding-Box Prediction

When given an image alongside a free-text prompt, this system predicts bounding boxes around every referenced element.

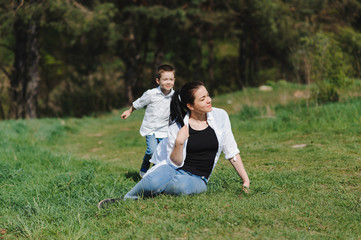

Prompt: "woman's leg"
[99,167,207,208]
[125,164,177,200]
[163,170,207,196]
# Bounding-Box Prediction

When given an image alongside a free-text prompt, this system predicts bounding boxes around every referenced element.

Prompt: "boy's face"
[156,71,175,94]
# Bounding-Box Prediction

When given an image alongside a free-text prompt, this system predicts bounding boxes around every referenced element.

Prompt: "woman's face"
[187,86,212,114]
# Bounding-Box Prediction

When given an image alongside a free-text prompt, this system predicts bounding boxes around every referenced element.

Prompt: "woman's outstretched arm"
[229,154,250,191]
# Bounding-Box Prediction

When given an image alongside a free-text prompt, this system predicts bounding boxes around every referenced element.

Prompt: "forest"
[0,0,361,119]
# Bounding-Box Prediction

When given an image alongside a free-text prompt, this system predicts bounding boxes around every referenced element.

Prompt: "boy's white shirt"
[146,107,240,179]
[132,86,174,138]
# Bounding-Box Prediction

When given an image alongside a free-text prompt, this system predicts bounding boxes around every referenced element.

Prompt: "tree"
[110,1,186,103]
[0,0,116,118]
[3,0,41,119]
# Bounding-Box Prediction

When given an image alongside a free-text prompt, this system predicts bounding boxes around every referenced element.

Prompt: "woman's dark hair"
[170,81,205,126]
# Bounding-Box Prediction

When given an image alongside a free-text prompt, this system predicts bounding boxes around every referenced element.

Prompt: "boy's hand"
[121,110,131,119]
[175,125,189,145]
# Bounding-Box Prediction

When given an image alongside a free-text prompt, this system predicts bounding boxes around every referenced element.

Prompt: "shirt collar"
[183,108,216,128]
[207,109,216,129]
[156,86,174,97]
[184,112,190,126]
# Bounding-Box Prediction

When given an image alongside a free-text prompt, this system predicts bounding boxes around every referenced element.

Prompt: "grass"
[0,81,361,239]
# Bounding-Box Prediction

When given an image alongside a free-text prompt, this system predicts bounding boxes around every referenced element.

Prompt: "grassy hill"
[1,82,361,239]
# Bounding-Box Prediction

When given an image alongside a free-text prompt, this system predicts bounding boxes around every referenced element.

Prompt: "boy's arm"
[122,90,151,119]
[121,106,135,119]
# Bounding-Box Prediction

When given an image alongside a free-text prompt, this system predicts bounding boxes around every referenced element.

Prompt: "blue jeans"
[125,164,207,199]
[140,134,163,173]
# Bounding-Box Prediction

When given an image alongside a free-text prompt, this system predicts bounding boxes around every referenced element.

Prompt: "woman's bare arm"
[170,125,189,166]
[229,154,250,191]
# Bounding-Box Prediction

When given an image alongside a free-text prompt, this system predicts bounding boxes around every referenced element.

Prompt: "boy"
[121,64,175,177]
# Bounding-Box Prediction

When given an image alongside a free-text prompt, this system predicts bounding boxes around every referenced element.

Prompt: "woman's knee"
[165,175,207,195]
[142,165,175,189]
[166,181,188,195]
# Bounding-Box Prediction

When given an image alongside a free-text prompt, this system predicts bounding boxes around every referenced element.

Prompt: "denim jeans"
[140,134,163,173]
[125,164,207,199]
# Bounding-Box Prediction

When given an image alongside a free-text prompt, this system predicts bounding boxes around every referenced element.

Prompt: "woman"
[98,81,250,207]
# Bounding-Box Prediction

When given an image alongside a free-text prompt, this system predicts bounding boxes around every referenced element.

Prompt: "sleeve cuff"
[225,149,240,160]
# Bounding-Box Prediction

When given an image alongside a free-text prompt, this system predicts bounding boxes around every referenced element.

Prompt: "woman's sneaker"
[98,198,121,209]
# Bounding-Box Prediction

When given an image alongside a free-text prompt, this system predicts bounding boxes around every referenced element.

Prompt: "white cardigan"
[147,107,240,180]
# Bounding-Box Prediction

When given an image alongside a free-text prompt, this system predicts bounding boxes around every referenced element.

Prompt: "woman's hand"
[170,125,189,166]
[175,125,189,145]
[242,180,250,194]
[229,154,250,194]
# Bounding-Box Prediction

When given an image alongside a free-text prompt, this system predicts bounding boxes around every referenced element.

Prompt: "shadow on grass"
[125,170,142,182]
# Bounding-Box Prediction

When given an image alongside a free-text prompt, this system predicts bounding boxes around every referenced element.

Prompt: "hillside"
[1,82,360,239]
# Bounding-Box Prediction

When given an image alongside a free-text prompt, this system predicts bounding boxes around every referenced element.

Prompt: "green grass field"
[1,82,361,239]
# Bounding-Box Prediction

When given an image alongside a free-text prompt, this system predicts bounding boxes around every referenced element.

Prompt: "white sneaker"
[97,198,121,209]
[139,171,146,178]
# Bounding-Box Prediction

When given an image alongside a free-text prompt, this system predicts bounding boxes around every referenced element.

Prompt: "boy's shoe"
[98,198,121,209]
[139,171,146,178]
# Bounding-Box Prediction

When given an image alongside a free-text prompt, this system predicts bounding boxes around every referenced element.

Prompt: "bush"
[313,83,339,103]
[335,27,361,78]
[302,32,353,103]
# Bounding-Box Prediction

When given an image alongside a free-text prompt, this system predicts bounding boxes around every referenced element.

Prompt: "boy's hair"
[156,64,175,79]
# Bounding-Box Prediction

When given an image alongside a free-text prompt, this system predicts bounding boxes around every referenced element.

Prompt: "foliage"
[0,0,361,118]
[298,32,353,103]
[335,27,361,78]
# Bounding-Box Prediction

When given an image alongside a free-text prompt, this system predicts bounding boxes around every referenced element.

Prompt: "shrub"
[296,32,353,103]
[335,27,361,78]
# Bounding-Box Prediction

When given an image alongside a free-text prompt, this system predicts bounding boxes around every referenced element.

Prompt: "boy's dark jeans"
[140,134,163,173]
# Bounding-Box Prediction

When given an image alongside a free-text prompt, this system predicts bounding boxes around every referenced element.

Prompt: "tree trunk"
[208,32,214,92]
[154,21,164,74]
[0,70,7,119]
[251,34,259,86]
[9,13,40,119]
[124,62,136,104]
[9,17,27,119]
[0,100,4,120]
[238,34,246,89]
[26,23,40,118]
[194,36,203,82]
[245,32,259,87]
[122,25,140,105]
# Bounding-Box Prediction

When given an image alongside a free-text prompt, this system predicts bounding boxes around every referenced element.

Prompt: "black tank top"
[180,125,218,178]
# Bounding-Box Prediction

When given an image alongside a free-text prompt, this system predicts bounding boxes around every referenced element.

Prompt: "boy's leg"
[140,134,158,175]
[125,164,177,200]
